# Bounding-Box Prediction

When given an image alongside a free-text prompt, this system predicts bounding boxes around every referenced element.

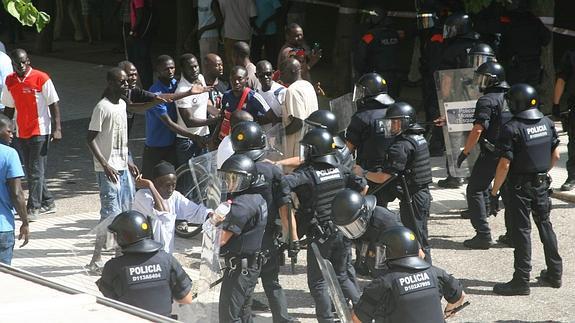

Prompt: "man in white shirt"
[0,50,12,111]
[256,60,284,124]
[174,54,221,167]
[133,161,210,254]
[216,110,254,168]
[85,67,139,274]
[280,58,318,158]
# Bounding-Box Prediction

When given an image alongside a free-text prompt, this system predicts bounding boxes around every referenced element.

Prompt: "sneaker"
[493,279,530,296]
[560,178,575,191]
[251,298,269,311]
[84,262,103,276]
[463,235,493,250]
[538,269,562,288]
[27,209,39,222]
[40,203,56,215]
[497,234,514,247]
[437,176,465,188]
[460,209,471,219]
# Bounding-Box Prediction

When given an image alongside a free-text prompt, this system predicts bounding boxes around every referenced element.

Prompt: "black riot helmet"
[474,61,508,92]
[108,210,163,253]
[468,43,495,69]
[383,102,421,137]
[505,83,543,120]
[219,153,265,194]
[305,109,338,136]
[443,12,472,39]
[353,72,395,106]
[331,189,377,239]
[231,121,267,161]
[299,128,338,167]
[378,226,430,270]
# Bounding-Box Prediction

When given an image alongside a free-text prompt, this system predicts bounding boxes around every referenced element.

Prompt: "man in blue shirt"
[0,114,29,265]
[143,55,210,179]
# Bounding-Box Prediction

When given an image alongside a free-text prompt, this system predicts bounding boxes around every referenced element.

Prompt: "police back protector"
[311,164,347,223]
[404,134,433,187]
[355,107,394,169]
[509,117,554,174]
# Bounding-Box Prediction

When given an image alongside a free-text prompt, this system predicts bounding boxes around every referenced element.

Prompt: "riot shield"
[173,152,224,322]
[435,68,482,178]
[329,93,356,133]
[310,242,352,323]
[265,123,287,162]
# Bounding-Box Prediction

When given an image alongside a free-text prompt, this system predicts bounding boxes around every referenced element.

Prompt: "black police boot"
[497,233,514,247]
[463,235,493,250]
[437,176,465,188]
[460,209,471,219]
[493,279,530,296]
[560,178,575,191]
[538,269,562,288]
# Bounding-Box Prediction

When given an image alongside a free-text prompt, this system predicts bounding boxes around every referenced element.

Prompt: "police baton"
[399,175,426,247]
[287,203,297,274]
[444,301,470,319]
[368,174,397,196]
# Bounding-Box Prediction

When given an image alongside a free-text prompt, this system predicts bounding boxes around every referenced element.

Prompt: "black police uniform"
[346,100,397,206]
[555,50,575,182]
[383,132,433,262]
[253,160,293,322]
[498,10,551,86]
[355,26,403,98]
[280,163,366,322]
[97,250,192,317]
[466,87,511,241]
[354,264,463,323]
[496,115,563,286]
[219,193,268,322]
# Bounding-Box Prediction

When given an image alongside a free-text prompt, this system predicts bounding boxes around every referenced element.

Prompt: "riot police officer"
[218,154,269,320]
[305,109,354,171]
[358,102,433,262]
[456,61,511,249]
[96,210,194,317]
[352,226,466,323]
[330,189,403,277]
[279,128,367,322]
[346,72,396,206]
[490,84,562,295]
[436,12,481,188]
[230,121,299,323]
[354,7,404,98]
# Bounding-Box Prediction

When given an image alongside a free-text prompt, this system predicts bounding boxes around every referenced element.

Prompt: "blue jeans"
[175,136,209,168]
[96,170,134,221]
[16,135,54,210]
[0,231,15,265]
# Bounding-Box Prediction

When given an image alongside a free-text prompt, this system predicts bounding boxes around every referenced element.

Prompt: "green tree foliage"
[3,0,50,32]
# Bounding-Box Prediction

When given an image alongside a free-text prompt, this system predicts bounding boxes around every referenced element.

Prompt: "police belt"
[224,252,266,275]
[309,218,338,243]
[508,172,549,188]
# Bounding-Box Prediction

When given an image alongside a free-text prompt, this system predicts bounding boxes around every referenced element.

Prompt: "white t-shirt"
[132,189,209,254]
[0,51,13,110]
[216,135,235,168]
[257,81,286,118]
[88,97,129,172]
[175,75,210,138]
[283,80,318,158]
[218,0,257,40]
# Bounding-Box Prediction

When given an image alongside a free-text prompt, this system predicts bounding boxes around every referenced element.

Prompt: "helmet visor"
[217,170,251,193]
[383,118,409,138]
[443,24,458,39]
[299,143,310,162]
[417,13,435,30]
[473,72,492,91]
[468,54,494,69]
[374,244,387,269]
[336,213,369,239]
[352,84,366,102]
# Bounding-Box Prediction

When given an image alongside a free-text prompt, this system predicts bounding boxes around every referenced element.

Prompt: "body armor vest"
[510,118,553,174]
[404,134,433,187]
[355,107,395,169]
[311,166,346,223]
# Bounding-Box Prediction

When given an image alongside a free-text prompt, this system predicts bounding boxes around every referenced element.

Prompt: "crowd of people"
[0,0,570,322]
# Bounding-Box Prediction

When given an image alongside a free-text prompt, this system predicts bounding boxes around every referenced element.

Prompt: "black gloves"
[288,240,300,259]
[552,104,561,118]
[456,151,468,168]
[489,191,500,217]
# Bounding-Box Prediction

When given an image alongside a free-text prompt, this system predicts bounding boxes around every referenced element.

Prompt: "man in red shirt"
[1,49,62,220]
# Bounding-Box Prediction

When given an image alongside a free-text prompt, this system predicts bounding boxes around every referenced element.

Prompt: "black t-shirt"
[220,193,268,256]
[354,265,463,323]
[96,250,192,316]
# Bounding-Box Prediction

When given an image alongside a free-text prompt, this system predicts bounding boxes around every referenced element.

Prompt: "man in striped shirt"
[1,49,62,220]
